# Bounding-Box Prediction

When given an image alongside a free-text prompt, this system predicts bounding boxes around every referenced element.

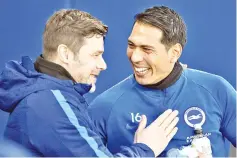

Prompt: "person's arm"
[26,90,178,157]
[26,107,155,157]
[215,77,236,147]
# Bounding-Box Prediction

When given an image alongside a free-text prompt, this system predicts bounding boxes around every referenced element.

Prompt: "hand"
[134,109,179,157]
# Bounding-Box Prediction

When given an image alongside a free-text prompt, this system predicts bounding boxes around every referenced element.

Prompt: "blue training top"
[89,69,236,157]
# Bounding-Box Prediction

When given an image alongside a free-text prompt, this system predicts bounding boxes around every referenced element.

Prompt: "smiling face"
[127,22,180,85]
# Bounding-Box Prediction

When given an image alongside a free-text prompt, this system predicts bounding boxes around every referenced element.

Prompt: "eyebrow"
[128,40,155,49]
[95,51,104,54]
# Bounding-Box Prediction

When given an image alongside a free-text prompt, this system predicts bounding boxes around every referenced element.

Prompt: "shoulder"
[23,90,63,116]
[182,68,236,105]
[183,68,232,90]
[25,89,57,106]
[24,89,85,119]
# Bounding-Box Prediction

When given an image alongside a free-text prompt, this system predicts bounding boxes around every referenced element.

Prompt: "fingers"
[153,109,173,126]
[136,115,147,132]
[166,127,178,142]
[160,110,179,129]
[165,117,179,136]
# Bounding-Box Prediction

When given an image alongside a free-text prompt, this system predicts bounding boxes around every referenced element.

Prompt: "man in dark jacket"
[0,9,179,157]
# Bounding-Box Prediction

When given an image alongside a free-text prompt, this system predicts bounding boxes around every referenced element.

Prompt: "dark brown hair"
[135,6,187,50]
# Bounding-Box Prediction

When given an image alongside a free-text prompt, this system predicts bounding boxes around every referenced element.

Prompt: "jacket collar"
[34,55,91,95]
[142,62,183,90]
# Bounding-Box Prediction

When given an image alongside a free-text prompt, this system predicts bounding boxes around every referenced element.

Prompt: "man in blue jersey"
[0,9,179,157]
[89,6,236,157]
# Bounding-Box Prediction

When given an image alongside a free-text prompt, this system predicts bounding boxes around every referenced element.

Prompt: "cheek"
[153,58,171,73]
[71,62,90,76]
[83,60,97,72]
[146,55,165,71]
[126,48,132,58]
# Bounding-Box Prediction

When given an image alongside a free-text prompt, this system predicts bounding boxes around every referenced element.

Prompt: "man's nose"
[97,56,107,70]
[131,49,143,63]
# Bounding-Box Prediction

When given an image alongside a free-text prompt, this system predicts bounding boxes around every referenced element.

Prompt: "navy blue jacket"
[0,57,154,157]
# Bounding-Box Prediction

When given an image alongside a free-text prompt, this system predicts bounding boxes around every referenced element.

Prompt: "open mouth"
[134,67,150,76]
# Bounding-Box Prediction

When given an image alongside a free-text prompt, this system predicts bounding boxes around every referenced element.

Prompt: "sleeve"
[25,90,154,157]
[217,77,236,147]
[88,94,114,145]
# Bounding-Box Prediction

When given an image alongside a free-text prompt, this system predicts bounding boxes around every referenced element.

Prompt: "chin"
[89,83,96,93]
[138,81,150,86]
[135,77,150,85]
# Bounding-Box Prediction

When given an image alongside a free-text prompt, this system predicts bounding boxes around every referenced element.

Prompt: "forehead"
[82,35,104,52]
[128,22,163,45]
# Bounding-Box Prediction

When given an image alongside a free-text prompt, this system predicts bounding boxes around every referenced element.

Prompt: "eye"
[128,43,135,49]
[92,53,102,58]
[142,48,153,54]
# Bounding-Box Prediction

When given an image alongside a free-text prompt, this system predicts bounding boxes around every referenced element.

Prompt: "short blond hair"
[43,9,108,59]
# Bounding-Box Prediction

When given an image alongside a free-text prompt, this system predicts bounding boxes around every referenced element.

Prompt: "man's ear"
[168,43,182,63]
[57,44,74,64]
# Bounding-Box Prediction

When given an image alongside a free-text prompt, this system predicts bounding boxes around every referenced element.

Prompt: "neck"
[143,62,183,90]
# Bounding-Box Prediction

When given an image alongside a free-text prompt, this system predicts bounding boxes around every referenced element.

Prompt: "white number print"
[130,113,142,123]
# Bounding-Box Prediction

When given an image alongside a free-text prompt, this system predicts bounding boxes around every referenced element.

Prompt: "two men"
[89,6,236,157]
[0,9,178,156]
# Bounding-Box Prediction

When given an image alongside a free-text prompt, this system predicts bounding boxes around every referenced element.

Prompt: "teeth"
[135,67,149,74]
[135,67,148,72]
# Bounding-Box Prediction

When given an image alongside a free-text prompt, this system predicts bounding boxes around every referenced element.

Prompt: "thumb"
[136,115,147,132]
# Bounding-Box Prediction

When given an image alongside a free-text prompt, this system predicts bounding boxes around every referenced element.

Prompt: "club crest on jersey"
[184,107,206,127]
